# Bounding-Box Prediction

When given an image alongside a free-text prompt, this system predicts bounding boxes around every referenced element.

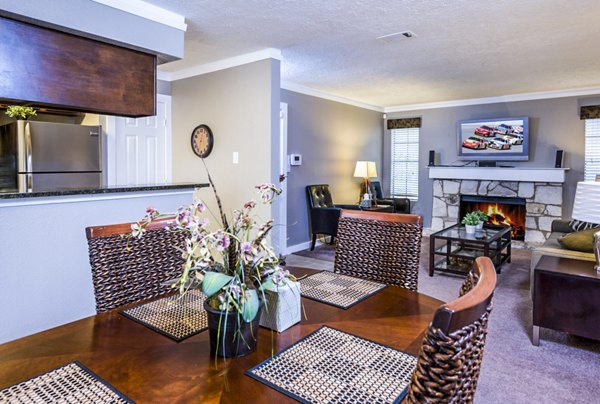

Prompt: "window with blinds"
[585,118,600,181]
[390,127,419,200]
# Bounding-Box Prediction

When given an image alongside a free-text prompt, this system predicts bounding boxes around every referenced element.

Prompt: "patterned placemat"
[120,289,208,342]
[246,326,416,403]
[0,361,132,403]
[299,271,387,309]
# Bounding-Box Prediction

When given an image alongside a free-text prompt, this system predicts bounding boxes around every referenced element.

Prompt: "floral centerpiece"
[132,171,296,357]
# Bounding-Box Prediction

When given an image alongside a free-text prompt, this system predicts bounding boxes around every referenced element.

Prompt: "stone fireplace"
[429,167,567,244]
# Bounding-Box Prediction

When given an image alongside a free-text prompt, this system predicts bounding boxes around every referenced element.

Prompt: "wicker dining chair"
[86,218,186,313]
[403,256,497,403]
[334,210,423,291]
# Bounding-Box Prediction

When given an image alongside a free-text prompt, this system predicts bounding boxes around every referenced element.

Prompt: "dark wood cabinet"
[0,16,156,117]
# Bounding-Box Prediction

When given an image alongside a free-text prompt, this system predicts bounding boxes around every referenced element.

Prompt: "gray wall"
[384,96,593,227]
[157,79,171,96]
[281,89,383,248]
[0,0,184,62]
[0,191,194,343]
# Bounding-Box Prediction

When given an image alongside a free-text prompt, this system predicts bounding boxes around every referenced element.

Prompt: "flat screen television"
[457,116,529,161]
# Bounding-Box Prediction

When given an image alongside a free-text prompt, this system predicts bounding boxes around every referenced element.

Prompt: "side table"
[356,204,394,213]
[532,256,600,345]
[360,205,394,213]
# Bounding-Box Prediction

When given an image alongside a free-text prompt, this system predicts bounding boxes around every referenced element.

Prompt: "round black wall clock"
[191,124,214,158]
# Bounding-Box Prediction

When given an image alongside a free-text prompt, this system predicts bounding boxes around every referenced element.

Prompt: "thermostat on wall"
[290,154,302,166]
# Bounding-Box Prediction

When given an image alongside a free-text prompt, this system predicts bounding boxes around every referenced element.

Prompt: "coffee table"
[429,224,511,276]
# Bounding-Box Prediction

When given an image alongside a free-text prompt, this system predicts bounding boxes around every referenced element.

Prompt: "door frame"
[278,102,289,255]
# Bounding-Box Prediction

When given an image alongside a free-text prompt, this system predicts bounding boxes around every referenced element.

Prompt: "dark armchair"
[306,184,358,251]
[371,181,411,213]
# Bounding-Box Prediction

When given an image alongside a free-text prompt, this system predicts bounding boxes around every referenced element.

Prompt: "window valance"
[387,117,421,130]
[580,105,600,120]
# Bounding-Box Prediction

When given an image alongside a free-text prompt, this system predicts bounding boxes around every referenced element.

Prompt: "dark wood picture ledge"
[0,16,156,117]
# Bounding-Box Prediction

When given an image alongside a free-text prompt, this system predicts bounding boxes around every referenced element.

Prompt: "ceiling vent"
[376,31,417,43]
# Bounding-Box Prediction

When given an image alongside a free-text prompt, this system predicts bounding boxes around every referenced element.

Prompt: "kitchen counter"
[0,182,206,343]
[0,183,208,199]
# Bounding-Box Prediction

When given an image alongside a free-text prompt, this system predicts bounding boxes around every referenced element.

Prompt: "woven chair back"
[334,210,423,291]
[86,218,186,313]
[404,257,497,403]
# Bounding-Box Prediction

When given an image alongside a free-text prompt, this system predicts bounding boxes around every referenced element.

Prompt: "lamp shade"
[353,161,378,178]
[572,181,600,223]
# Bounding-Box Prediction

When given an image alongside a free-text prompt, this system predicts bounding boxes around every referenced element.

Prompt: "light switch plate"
[233,152,239,164]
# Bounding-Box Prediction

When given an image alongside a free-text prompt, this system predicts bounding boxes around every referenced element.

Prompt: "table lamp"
[571,181,600,271]
[354,161,378,203]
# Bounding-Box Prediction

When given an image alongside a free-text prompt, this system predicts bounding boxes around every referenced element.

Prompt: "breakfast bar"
[0,183,207,344]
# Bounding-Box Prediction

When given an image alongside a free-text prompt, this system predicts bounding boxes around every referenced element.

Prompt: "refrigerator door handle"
[16,121,29,173]
[17,173,33,192]
[24,122,32,172]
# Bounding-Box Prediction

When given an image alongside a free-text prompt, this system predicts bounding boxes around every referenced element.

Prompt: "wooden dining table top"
[0,267,444,403]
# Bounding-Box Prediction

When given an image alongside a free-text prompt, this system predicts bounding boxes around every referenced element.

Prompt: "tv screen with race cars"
[457,116,529,161]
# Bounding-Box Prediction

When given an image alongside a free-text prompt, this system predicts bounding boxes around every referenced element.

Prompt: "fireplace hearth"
[460,195,526,240]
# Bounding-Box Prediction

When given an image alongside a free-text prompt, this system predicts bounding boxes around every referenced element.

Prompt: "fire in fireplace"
[459,195,526,240]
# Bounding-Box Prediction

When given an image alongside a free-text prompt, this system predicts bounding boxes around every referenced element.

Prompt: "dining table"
[0,267,444,403]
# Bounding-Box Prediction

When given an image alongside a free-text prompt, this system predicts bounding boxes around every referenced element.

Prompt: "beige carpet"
[290,238,600,404]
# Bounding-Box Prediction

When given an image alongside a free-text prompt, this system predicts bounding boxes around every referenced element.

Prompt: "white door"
[113,94,172,185]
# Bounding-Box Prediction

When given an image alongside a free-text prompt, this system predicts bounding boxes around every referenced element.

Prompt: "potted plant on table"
[132,170,298,357]
[5,105,37,120]
[462,212,480,234]
[474,210,488,230]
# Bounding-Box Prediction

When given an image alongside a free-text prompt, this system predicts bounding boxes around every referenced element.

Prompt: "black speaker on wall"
[428,150,435,166]
[555,150,564,168]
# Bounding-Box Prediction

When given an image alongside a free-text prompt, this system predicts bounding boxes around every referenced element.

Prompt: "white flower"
[131,223,145,239]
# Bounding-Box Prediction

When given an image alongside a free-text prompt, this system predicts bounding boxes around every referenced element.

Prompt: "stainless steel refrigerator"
[0,121,103,192]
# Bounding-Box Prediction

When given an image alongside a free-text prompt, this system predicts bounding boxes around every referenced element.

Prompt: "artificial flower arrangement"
[132,171,297,356]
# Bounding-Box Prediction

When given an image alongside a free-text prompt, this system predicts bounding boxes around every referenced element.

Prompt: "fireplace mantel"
[428,166,568,183]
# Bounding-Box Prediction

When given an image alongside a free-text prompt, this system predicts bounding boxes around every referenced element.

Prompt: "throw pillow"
[558,228,599,253]
[568,219,600,232]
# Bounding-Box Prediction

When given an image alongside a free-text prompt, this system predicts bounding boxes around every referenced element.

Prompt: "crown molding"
[281,81,384,112]
[91,0,187,31]
[384,86,600,113]
[160,48,282,82]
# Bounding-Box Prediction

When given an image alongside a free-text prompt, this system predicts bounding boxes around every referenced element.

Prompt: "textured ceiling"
[146,0,600,108]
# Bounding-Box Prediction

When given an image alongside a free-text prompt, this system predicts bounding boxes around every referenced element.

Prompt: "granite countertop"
[0,183,209,199]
